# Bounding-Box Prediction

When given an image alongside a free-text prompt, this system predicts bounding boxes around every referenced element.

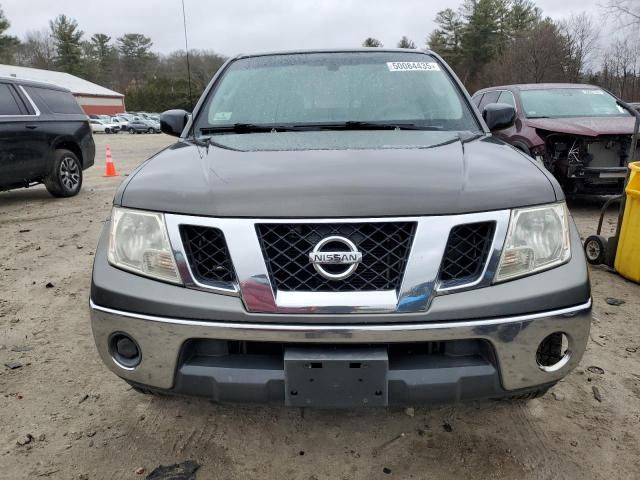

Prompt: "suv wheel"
[128,127,135,134]
[147,127,154,134]
[44,149,83,197]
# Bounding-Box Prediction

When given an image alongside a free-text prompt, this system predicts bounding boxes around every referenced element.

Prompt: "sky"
[3,0,605,56]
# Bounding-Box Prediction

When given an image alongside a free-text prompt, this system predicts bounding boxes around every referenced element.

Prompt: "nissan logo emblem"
[308,236,363,280]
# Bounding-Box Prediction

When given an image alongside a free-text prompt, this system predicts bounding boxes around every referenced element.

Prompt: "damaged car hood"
[526,116,637,137]
[117,132,559,218]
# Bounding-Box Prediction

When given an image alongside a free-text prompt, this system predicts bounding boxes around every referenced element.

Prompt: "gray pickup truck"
[89,49,591,407]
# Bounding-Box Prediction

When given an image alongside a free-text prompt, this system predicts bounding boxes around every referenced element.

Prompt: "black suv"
[0,77,95,197]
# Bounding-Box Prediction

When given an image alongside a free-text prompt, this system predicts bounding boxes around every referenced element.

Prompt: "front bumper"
[90,299,591,406]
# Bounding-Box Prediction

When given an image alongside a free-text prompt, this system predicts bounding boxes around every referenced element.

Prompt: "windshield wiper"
[299,121,443,131]
[200,121,443,134]
[200,123,305,134]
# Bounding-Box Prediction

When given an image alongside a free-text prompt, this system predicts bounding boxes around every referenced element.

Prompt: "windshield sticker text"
[581,89,604,95]
[213,112,233,121]
[387,62,440,72]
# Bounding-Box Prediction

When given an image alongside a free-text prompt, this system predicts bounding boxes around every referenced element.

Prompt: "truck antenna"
[181,0,194,112]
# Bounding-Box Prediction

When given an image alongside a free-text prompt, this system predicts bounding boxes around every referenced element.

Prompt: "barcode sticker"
[387,62,441,72]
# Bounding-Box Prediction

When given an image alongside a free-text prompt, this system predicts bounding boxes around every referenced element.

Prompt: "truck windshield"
[194,52,480,135]
[521,88,630,119]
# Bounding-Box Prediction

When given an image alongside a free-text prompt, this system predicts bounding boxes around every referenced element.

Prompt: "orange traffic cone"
[104,146,118,177]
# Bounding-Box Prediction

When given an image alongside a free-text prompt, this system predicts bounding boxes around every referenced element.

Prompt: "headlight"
[495,203,571,282]
[108,207,181,284]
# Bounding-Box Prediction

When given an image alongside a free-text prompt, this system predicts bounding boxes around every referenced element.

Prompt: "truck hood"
[526,116,637,137]
[118,133,559,217]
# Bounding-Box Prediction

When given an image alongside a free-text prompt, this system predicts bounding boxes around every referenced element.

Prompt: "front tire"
[128,128,135,134]
[147,128,154,134]
[45,149,82,198]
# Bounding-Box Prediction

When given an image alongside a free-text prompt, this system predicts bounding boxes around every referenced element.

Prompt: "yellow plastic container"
[615,161,640,283]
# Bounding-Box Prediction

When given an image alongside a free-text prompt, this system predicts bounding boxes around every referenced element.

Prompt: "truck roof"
[234,48,435,60]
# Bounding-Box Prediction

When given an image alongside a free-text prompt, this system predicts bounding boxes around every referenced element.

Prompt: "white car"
[90,119,120,134]
[110,116,129,129]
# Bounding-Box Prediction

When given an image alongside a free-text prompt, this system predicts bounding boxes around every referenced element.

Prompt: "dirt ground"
[1,133,639,480]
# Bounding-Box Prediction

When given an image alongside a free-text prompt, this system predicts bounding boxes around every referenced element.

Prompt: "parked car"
[89,119,107,133]
[0,76,95,197]
[110,116,129,130]
[472,84,637,195]
[127,118,161,134]
[90,118,120,134]
[90,49,591,407]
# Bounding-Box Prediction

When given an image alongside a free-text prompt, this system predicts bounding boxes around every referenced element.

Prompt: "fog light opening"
[109,332,141,370]
[536,332,570,372]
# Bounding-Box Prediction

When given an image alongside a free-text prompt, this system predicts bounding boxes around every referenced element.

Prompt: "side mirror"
[160,109,189,137]
[483,103,516,131]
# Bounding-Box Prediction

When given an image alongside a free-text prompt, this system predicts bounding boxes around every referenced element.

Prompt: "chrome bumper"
[90,299,592,393]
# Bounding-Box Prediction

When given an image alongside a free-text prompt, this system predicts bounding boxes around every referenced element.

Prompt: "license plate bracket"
[284,347,388,407]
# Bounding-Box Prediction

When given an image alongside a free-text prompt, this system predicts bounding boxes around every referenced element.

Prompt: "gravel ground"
[1,133,639,480]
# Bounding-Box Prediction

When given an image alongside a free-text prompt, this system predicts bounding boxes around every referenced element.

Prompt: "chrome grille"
[180,225,236,284]
[439,222,495,286]
[256,223,415,292]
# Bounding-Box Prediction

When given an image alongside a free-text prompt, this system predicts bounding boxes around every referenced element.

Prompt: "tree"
[397,36,416,49]
[602,39,639,100]
[0,6,19,63]
[488,19,570,84]
[459,0,508,84]
[604,1,640,28]
[15,29,55,69]
[428,0,543,90]
[49,14,84,74]
[507,0,541,33]
[362,37,383,47]
[427,8,464,71]
[82,33,115,84]
[91,34,114,73]
[559,13,600,82]
[117,33,154,89]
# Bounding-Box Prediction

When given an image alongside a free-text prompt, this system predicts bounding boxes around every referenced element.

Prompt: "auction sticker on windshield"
[387,62,440,72]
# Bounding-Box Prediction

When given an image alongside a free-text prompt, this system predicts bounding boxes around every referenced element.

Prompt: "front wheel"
[44,149,83,198]
[128,128,135,134]
[147,128,154,134]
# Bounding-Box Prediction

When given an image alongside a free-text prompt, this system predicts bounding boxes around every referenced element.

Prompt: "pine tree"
[50,14,84,74]
[397,36,417,49]
[0,6,19,64]
[362,37,383,48]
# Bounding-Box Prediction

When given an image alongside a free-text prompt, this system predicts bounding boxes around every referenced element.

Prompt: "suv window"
[26,87,84,114]
[478,91,500,111]
[0,83,25,115]
[472,94,483,107]
[497,91,516,108]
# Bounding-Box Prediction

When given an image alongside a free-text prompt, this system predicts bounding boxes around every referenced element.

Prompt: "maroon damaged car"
[472,84,637,194]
